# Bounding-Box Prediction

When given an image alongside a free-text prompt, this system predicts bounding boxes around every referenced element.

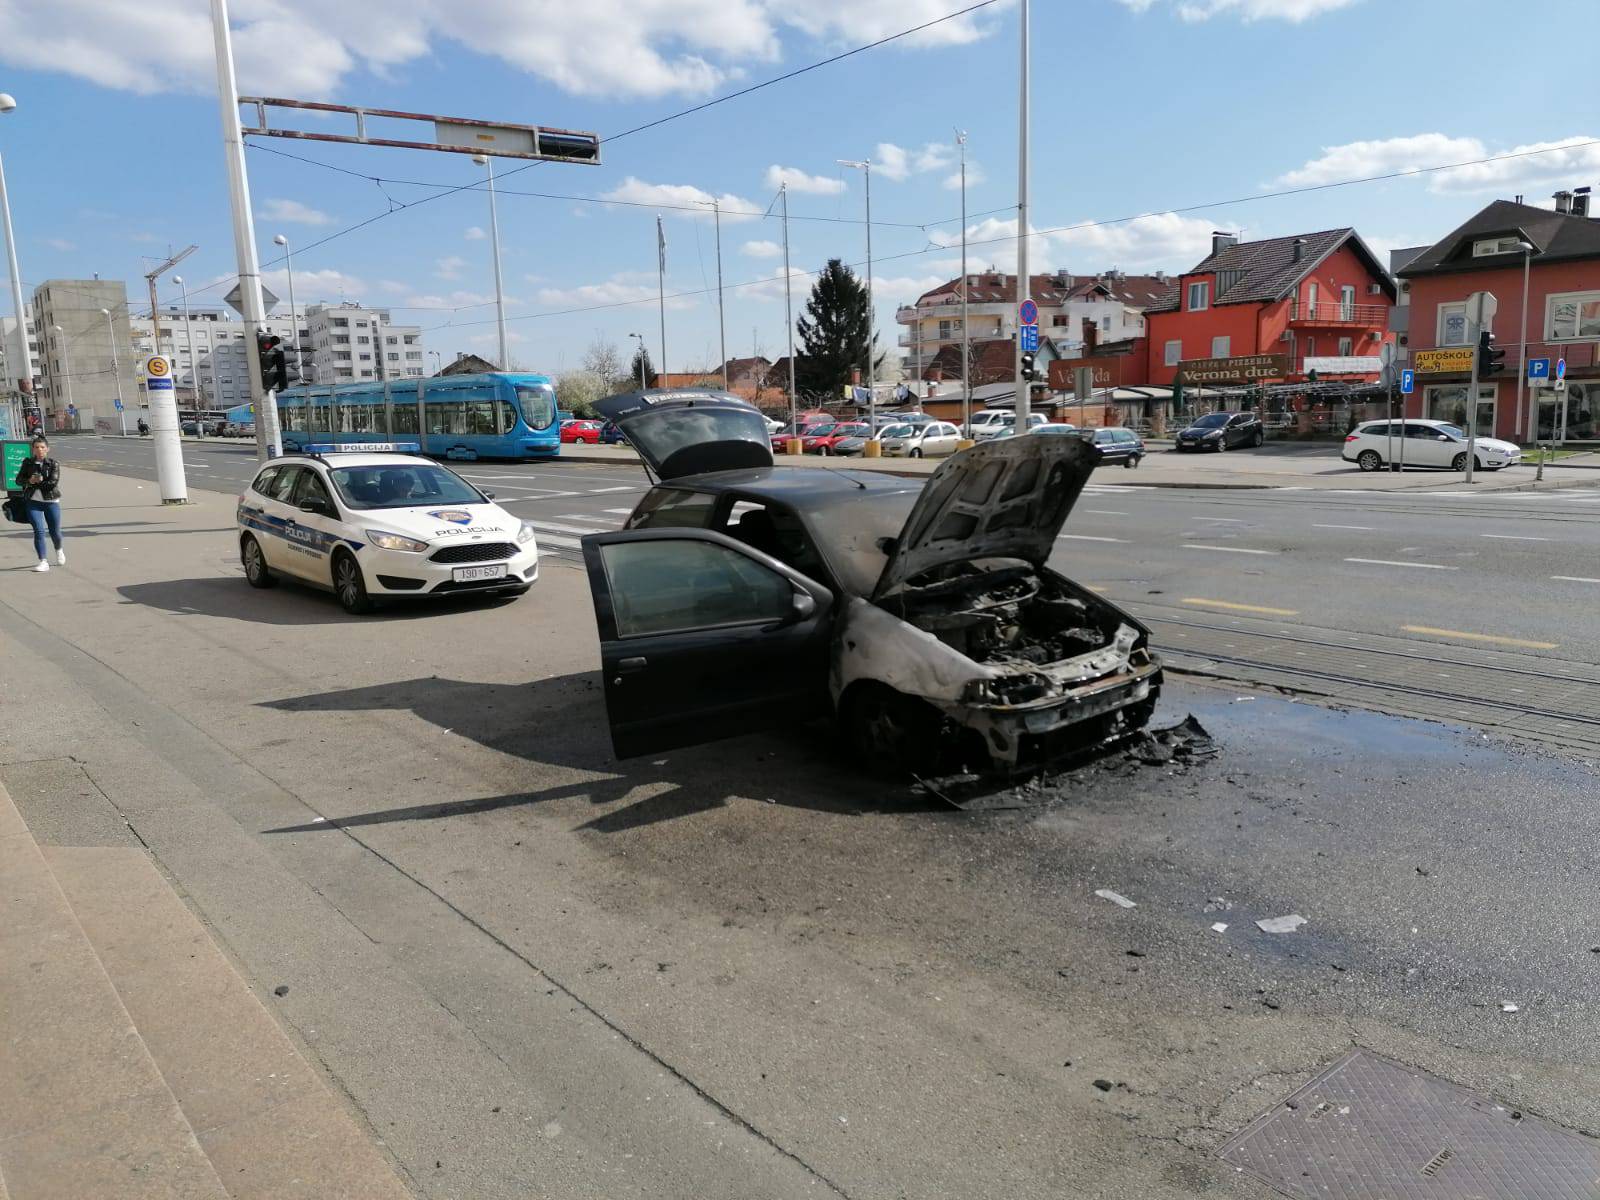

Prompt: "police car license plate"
[453,564,507,582]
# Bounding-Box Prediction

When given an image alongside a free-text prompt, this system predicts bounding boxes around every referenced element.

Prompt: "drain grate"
[1217,1049,1600,1198]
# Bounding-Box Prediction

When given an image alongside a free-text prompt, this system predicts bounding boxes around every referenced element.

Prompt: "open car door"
[580,528,835,759]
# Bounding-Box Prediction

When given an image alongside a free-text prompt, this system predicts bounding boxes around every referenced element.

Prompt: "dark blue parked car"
[599,421,629,445]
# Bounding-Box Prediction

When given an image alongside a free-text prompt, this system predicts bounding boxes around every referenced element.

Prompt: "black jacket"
[15,457,61,502]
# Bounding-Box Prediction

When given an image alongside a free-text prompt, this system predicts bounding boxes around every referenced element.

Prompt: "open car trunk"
[593,388,774,480]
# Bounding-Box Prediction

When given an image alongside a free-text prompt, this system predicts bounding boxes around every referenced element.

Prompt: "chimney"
[1211,231,1237,256]
[1292,237,1307,262]
[1554,190,1573,214]
[1514,194,1524,205]
[1574,186,1593,217]
[850,367,861,388]
[1155,270,1167,284]
[927,362,944,383]
[1082,317,1098,354]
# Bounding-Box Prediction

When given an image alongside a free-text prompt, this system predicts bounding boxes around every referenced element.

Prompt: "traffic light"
[279,343,302,390]
[256,331,288,392]
[1477,330,1506,376]
[1020,351,1037,381]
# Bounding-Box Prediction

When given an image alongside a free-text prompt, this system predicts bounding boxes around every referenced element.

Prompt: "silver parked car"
[880,420,962,458]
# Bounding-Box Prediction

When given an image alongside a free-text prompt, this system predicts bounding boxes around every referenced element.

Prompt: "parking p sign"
[1399,368,1414,394]
[1528,357,1551,381]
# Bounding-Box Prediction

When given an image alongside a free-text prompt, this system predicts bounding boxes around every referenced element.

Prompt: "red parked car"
[802,421,870,455]
[561,419,602,444]
[771,420,828,452]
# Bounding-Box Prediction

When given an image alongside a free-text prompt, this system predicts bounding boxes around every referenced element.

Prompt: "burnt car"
[582,388,1162,772]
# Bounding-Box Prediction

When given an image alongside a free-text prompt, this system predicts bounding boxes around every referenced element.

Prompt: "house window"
[1186,282,1209,311]
[1307,282,1319,315]
[1338,337,1354,356]
[1101,316,1111,331]
[1164,339,1182,366]
[1340,285,1356,319]
[1211,336,1230,357]
[1546,290,1600,341]
[1472,236,1523,257]
[1438,302,1470,346]
[1424,384,1497,439]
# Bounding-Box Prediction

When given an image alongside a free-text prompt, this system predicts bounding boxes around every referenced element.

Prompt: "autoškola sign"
[1176,354,1288,384]
[1412,347,1475,374]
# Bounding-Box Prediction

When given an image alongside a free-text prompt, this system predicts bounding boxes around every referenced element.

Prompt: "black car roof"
[657,465,921,510]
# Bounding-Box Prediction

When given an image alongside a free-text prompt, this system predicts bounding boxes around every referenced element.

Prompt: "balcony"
[894,306,920,324]
[1288,299,1389,328]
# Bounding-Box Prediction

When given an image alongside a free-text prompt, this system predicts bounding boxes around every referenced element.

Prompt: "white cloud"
[260,267,366,299]
[764,165,845,195]
[436,255,468,280]
[464,226,487,241]
[872,273,949,302]
[740,266,813,302]
[0,0,1004,102]
[1276,132,1600,195]
[260,198,337,227]
[538,272,695,310]
[742,239,784,258]
[930,210,1225,272]
[1122,0,1363,20]
[44,237,77,251]
[914,143,954,173]
[943,162,985,190]
[875,143,912,182]
[875,140,965,183]
[601,177,761,221]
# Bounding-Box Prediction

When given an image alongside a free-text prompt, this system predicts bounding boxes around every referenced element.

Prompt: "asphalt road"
[4,464,1600,1199]
[58,435,1600,660]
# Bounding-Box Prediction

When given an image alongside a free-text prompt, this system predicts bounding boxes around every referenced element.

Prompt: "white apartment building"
[30,278,142,422]
[304,303,425,384]
[1,313,42,397]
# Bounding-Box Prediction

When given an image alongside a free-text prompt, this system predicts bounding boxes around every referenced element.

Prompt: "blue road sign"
[1018,299,1039,326]
[1556,357,1567,381]
[1019,324,1039,353]
[146,377,173,392]
[113,398,123,410]
[1399,368,1415,395]
[1528,357,1551,380]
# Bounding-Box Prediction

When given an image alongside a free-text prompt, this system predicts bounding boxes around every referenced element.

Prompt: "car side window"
[602,540,795,637]
[294,469,335,511]
[1405,423,1439,439]
[251,467,279,497]
[629,487,717,531]
[267,466,302,503]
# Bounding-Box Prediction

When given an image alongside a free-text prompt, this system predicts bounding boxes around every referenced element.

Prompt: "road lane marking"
[1552,575,1600,583]
[1181,598,1299,616]
[1181,544,1276,555]
[1314,523,1373,530]
[1401,625,1559,650]
[1083,509,1129,516]
[1480,533,1549,541]
[530,532,581,548]
[586,485,640,493]
[603,508,636,515]
[1344,557,1458,570]
[556,514,618,525]
[1193,517,1245,523]
[522,519,612,536]
[1057,534,1125,542]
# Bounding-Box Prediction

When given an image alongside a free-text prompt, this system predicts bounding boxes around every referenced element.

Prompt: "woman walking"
[15,435,64,572]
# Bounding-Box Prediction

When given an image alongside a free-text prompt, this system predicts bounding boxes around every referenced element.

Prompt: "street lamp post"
[101,307,126,435]
[837,158,875,430]
[428,350,442,375]
[1014,0,1032,423]
[52,324,72,418]
[957,130,970,438]
[0,93,36,413]
[271,235,303,384]
[471,154,510,371]
[628,332,647,388]
[174,274,200,412]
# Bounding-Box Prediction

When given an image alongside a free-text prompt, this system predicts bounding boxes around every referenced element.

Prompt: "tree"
[582,337,630,395]
[628,344,657,389]
[795,258,882,399]
[555,369,605,418]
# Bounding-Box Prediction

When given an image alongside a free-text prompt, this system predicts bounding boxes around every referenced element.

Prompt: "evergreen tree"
[795,259,881,398]
[628,344,657,389]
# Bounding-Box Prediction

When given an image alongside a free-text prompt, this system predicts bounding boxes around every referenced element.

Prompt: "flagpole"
[781,182,796,429]
[656,214,668,380]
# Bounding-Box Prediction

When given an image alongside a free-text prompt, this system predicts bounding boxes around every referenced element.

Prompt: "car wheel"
[240,534,276,589]
[332,550,375,615]
[1357,449,1383,472]
[819,445,831,456]
[843,683,941,775]
[1216,438,1226,452]
[1252,429,1264,448]
[910,448,923,459]
[1451,452,1469,472]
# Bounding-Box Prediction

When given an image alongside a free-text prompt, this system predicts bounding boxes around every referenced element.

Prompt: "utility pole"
[210,0,281,460]
[656,215,668,381]
[102,308,125,436]
[1014,0,1032,422]
[714,199,728,391]
[780,182,796,429]
[472,154,509,371]
[838,158,875,428]
[0,94,34,411]
[1515,240,1534,442]
[957,129,970,437]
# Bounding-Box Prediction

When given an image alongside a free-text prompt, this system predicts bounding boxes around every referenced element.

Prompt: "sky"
[1,0,1597,377]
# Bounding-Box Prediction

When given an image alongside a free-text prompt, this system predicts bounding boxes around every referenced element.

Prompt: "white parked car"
[1343,419,1522,473]
[973,411,1048,441]
[966,410,1011,438]
[879,420,962,458]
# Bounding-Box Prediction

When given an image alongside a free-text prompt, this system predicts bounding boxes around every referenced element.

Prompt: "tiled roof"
[1063,274,1174,309]
[919,337,1017,384]
[1398,199,1600,276]
[913,273,1082,308]
[1186,229,1385,304]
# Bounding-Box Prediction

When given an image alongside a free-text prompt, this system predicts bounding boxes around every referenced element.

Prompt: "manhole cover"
[1218,1049,1600,1198]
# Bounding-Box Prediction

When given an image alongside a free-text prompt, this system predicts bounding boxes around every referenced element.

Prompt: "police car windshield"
[328,463,485,510]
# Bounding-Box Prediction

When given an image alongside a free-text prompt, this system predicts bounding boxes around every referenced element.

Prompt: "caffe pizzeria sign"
[1176,354,1287,384]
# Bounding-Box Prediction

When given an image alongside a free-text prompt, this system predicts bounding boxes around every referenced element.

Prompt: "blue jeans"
[25,500,62,560]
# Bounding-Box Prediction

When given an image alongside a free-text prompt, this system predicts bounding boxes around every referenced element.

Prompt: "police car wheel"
[241,535,276,589]
[332,550,375,615]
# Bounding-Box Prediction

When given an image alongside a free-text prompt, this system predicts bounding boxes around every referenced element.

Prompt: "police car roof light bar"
[302,442,422,457]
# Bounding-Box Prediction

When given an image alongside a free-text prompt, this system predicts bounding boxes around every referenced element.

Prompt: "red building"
[1396,190,1600,443]
[1144,229,1395,389]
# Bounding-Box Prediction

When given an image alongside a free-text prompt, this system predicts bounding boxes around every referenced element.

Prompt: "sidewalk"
[561,442,1596,492]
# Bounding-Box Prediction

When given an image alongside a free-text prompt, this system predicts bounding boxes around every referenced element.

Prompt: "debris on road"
[1501,1002,1519,1013]
[1095,889,1137,909]
[1203,896,1232,913]
[1092,1079,1114,1092]
[1211,922,1229,933]
[1256,914,1308,934]
[272,984,289,997]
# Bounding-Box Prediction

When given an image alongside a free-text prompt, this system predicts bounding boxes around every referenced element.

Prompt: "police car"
[235,443,538,614]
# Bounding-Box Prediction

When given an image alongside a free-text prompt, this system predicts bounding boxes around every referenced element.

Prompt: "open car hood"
[594,389,774,480]
[873,435,1098,600]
